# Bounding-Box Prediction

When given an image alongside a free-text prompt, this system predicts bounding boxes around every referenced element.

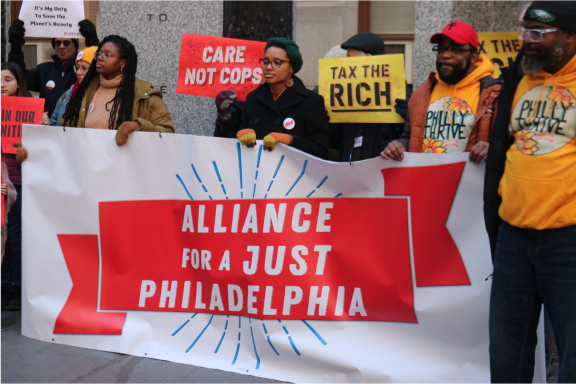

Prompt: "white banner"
[19,1,84,39]
[21,125,545,383]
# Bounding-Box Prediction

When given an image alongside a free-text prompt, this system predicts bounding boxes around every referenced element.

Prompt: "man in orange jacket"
[381,21,501,164]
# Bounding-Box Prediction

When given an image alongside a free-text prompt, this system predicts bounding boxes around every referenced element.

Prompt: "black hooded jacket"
[8,50,77,118]
[483,47,526,260]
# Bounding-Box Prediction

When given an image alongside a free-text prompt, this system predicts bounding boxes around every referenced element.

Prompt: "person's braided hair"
[63,35,137,130]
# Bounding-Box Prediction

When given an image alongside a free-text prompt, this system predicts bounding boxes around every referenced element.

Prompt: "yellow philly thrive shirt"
[499,54,576,229]
[424,56,494,153]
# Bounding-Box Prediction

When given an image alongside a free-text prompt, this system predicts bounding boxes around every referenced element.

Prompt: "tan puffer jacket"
[62,76,175,133]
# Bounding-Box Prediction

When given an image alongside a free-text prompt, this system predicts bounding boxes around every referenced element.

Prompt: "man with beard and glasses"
[483,1,576,382]
[380,21,501,164]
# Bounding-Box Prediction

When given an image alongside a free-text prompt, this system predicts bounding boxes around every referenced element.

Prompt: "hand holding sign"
[263,132,293,151]
[8,19,26,47]
[215,89,237,121]
[78,19,99,47]
[236,129,256,147]
[115,122,141,147]
[13,142,28,164]
[394,98,409,119]
[380,141,405,161]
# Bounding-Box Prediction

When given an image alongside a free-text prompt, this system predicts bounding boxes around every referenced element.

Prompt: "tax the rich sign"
[176,34,266,102]
[477,32,522,79]
[318,54,406,124]
[1,96,44,154]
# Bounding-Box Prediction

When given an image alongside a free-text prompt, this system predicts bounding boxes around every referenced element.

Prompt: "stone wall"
[295,1,358,89]
[413,1,529,87]
[100,1,223,136]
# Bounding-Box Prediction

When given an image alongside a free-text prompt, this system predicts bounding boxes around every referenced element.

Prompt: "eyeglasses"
[94,51,118,61]
[1,77,15,85]
[73,64,91,73]
[259,58,290,69]
[517,27,557,42]
[54,40,72,47]
[432,45,475,55]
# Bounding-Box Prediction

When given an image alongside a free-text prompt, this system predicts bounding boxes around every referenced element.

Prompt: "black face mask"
[436,56,472,84]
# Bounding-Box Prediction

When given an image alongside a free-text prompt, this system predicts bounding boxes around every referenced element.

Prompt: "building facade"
[1,1,527,134]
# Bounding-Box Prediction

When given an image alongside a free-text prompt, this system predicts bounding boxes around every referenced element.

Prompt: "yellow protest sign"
[478,32,522,79]
[318,54,406,124]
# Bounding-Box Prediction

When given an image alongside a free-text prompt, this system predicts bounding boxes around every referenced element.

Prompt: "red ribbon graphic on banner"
[53,163,468,335]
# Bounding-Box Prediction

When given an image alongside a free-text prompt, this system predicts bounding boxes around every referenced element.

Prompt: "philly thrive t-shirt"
[423,56,494,153]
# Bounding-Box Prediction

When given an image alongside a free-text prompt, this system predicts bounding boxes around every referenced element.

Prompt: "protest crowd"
[1,1,575,382]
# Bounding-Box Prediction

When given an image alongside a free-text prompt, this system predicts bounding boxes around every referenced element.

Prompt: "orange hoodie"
[424,56,495,153]
[499,53,576,229]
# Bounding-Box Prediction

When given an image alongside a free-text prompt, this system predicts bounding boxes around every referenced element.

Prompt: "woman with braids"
[214,37,329,159]
[15,36,174,160]
[61,35,174,144]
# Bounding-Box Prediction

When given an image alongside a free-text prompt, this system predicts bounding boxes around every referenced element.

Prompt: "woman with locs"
[60,35,174,139]
[214,38,329,159]
[15,36,175,163]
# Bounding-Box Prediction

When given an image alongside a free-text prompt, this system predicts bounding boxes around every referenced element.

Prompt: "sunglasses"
[54,40,72,47]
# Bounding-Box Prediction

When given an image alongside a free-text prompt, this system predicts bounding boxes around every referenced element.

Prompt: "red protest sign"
[176,34,266,102]
[1,96,44,154]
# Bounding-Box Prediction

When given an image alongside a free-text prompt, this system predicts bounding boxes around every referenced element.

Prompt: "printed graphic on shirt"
[511,84,576,156]
[424,97,475,153]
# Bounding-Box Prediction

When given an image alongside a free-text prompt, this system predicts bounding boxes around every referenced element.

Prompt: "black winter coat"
[9,49,77,118]
[329,122,404,162]
[483,47,525,260]
[327,83,413,162]
[214,76,330,159]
